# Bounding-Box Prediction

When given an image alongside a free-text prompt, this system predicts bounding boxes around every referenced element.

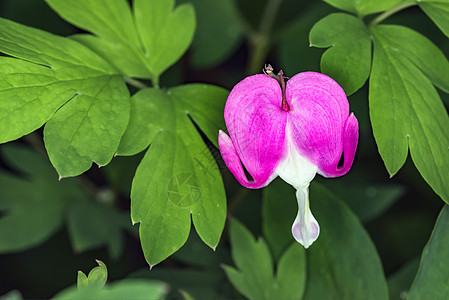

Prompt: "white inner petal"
[276,119,320,248]
[276,119,317,189]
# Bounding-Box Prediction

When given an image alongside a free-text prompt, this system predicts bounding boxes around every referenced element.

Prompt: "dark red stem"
[278,70,290,111]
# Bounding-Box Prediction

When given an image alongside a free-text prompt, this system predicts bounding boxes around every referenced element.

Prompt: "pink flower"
[219,71,359,248]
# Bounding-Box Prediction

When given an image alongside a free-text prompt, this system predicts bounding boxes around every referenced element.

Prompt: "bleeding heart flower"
[218,70,359,248]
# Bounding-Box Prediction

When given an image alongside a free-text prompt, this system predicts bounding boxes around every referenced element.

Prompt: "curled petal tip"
[218,130,278,189]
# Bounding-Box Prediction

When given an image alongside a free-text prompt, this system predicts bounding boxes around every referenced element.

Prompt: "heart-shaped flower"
[219,71,359,248]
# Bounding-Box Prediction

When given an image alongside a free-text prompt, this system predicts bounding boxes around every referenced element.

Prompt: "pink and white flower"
[219,71,359,248]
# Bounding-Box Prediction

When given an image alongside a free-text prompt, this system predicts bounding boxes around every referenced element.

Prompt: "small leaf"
[310,13,372,95]
[118,85,228,266]
[370,25,449,203]
[323,0,403,16]
[0,144,85,253]
[85,260,108,289]
[408,205,449,300]
[222,219,274,300]
[419,1,449,39]
[0,17,130,177]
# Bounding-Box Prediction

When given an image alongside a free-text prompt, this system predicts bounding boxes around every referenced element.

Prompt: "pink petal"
[286,72,359,177]
[219,75,288,189]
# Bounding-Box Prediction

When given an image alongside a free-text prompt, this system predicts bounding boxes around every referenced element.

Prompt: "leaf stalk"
[369,2,416,26]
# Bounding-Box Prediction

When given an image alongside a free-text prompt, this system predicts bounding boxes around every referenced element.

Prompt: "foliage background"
[0,0,448,299]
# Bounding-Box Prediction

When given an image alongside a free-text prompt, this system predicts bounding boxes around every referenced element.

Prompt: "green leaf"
[387,258,420,300]
[272,243,307,300]
[0,17,130,177]
[66,200,131,259]
[180,0,243,68]
[309,13,372,95]
[370,25,449,203]
[133,0,195,80]
[419,1,449,39]
[408,205,449,300]
[262,178,296,261]
[263,180,388,299]
[223,219,306,300]
[223,219,274,300]
[118,85,227,266]
[323,0,403,16]
[77,260,108,290]
[303,183,389,300]
[47,0,195,81]
[0,144,85,253]
[57,261,168,300]
[327,180,405,223]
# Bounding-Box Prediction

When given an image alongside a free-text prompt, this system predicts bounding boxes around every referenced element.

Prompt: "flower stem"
[369,2,416,26]
[123,76,149,89]
[278,70,290,111]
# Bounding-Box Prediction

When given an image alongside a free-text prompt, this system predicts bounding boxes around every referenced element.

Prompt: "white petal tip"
[292,217,320,248]
[291,187,320,249]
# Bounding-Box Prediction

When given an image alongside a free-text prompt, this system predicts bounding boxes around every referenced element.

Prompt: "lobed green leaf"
[223,219,274,300]
[0,144,85,253]
[310,13,372,95]
[118,85,228,266]
[419,1,449,39]
[223,219,306,300]
[47,0,196,81]
[0,17,130,177]
[77,260,108,290]
[370,25,449,203]
[134,0,196,79]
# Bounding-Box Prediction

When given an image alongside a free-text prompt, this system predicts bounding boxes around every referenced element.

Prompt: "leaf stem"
[247,0,284,74]
[123,76,149,89]
[369,2,416,26]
